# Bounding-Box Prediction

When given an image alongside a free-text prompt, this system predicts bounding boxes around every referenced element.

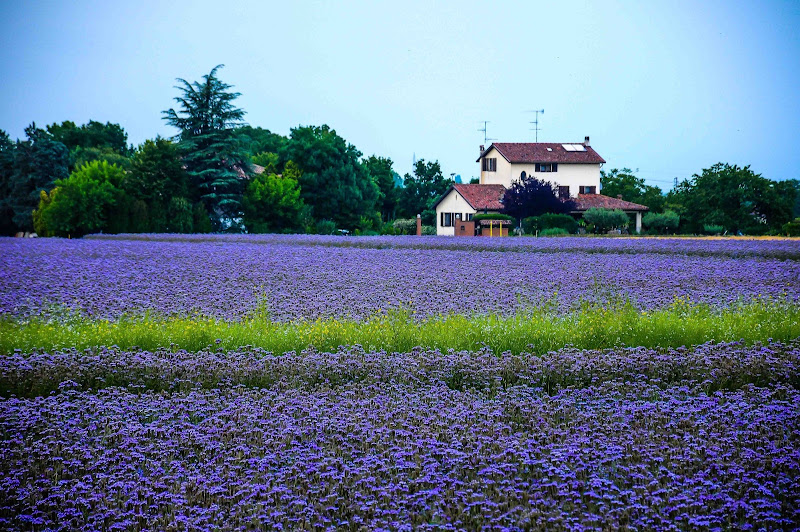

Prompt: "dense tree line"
[0,65,453,237]
[1,65,797,237]
[601,166,799,235]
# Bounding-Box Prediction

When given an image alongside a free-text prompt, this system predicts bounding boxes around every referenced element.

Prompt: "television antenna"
[526,109,544,142]
[478,121,496,145]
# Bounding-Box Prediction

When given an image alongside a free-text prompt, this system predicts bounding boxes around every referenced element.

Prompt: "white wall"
[510,163,601,197]
[479,147,512,185]
[435,189,476,236]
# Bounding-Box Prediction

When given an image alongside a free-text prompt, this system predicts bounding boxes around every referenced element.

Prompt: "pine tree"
[163,65,248,231]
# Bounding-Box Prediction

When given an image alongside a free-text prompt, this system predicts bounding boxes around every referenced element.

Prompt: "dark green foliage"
[251,152,280,174]
[540,227,569,237]
[600,168,665,212]
[125,137,189,203]
[363,155,398,222]
[398,159,452,220]
[167,197,194,233]
[583,208,629,233]
[282,125,379,229]
[469,177,480,184]
[192,202,213,233]
[9,123,70,232]
[522,213,579,235]
[242,161,306,234]
[0,130,16,235]
[129,200,150,233]
[33,161,125,237]
[666,163,796,234]
[163,65,249,231]
[703,224,725,235]
[71,146,132,171]
[501,175,574,221]
[472,213,515,222]
[782,218,800,237]
[46,120,129,155]
[392,218,418,235]
[315,219,337,235]
[234,126,287,158]
[643,210,680,234]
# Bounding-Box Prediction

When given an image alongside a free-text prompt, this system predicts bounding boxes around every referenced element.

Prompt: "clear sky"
[1,0,798,189]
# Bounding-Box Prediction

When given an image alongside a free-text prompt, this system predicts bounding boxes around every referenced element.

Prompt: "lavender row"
[84,233,800,260]
[1,382,797,531]
[3,237,799,320]
[3,340,799,398]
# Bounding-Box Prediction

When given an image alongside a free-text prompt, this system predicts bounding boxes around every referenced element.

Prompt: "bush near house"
[472,213,515,223]
[782,218,800,236]
[583,208,629,234]
[522,213,578,235]
[539,227,570,237]
[643,210,680,234]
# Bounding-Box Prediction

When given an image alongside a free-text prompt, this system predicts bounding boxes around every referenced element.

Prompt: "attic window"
[482,158,497,172]
[535,163,557,173]
[546,147,553,152]
[579,186,597,194]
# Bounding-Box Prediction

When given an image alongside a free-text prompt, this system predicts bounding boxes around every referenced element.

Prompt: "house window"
[441,212,463,227]
[535,163,558,172]
[579,186,597,194]
[558,186,570,198]
[482,158,497,172]
[466,213,473,221]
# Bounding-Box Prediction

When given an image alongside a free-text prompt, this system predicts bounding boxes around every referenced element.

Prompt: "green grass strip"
[2,299,799,355]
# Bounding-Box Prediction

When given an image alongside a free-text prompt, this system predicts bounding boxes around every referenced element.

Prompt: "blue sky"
[1,0,798,188]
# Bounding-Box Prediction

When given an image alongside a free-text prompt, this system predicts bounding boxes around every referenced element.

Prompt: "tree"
[34,160,125,237]
[600,168,665,212]
[667,163,795,234]
[583,208,629,233]
[163,64,249,230]
[643,210,680,234]
[0,130,16,235]
[9,123,70,232]
[282,124,379,229]
[242,161,307,233]
[363,155,398,221]
[125,137,189,204]
[500,175,575,222]
[398,159,452,224]
[47,120,129,155]
[234,126,287,159]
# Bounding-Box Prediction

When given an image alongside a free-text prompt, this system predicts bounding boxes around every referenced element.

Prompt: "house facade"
[433,137,649,236]
[477,137,604,199]
[433,184,505,236]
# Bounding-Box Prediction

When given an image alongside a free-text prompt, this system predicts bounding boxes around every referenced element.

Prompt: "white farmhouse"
[434,137,649,235]
[478,136,603,197]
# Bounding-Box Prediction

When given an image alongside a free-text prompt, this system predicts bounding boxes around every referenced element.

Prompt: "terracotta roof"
[451,184,507,211]
[571,194,649,212]
[477,143,605,164]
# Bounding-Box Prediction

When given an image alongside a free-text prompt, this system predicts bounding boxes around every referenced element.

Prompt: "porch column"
[635,212,642,234]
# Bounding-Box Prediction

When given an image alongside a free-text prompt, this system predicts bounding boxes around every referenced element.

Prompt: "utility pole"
[527,109,544,142]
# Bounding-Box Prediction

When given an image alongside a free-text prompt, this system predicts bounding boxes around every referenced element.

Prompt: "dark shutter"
[553,163,558,172]
[535,163,540,172]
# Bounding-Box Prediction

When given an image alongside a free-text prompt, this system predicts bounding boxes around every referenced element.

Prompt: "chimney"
[479,144,485,155]
[584,136,590,147]
[617,194,623,200]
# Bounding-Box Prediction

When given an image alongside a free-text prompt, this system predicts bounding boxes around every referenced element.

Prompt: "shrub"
[782,218,800,237]
[422,225,436,235]
[704,224,724,235]
[583,208,629,233]
[315,220,337,235]
[472,213,515,222]
[524,213,578,234]
[539,228,569,237]
[392,218,418,235]
[643,210,680,234]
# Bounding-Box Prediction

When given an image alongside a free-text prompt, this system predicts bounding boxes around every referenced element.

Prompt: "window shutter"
[553,163,558,172]
[535,163,540,172]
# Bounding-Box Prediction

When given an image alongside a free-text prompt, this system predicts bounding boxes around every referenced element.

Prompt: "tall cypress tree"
[162,65,248,231]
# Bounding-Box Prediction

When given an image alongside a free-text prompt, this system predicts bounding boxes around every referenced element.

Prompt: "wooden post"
[416,214,422,236]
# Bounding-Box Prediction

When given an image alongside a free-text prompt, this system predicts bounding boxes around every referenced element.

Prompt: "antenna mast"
[478,121,495,145]
[527,109,544,142]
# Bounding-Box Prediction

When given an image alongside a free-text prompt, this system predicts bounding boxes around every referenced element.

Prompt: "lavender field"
[2,235,800,530]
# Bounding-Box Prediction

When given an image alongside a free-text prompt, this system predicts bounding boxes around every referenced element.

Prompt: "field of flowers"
[1,234,800,530]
